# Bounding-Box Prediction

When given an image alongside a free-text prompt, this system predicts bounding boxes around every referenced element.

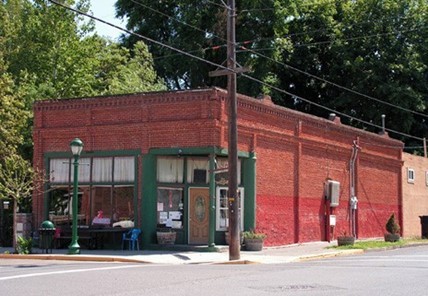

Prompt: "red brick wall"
[33,88,404,245]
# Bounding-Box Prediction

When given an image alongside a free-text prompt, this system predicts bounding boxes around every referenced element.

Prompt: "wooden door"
[189,188,209,244]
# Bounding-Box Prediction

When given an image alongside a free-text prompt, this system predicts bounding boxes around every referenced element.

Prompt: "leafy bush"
[243,230,266,240]
[386,213,400,234]
[16,236,33,254]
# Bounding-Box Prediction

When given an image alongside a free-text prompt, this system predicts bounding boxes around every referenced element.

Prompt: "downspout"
[349,140,360,237]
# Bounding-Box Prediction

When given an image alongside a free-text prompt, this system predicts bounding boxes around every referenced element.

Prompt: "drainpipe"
[349,140,360,237]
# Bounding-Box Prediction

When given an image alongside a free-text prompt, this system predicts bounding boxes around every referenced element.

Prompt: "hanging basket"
[157,231,176,245]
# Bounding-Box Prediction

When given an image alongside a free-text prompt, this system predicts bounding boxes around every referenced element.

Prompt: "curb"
[296,249,365,262]
[0,254,149,264]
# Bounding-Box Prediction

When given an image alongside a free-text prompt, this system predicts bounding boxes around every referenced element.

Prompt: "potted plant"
[243,230,266,251]
[384,213,400,242]
[337,231,355,246]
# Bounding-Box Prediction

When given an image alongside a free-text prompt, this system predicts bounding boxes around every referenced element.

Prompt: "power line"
[124,0,428,119]
[240,73,424,141]
[47,0,425,143]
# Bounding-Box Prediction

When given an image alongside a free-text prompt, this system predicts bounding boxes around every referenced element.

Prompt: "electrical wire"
[47,0,425,143]
[123,0,428,119]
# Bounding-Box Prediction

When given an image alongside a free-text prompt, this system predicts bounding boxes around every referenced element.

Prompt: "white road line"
[0,264,148,281]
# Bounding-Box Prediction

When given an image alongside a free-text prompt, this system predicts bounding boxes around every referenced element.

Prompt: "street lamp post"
[68,138,83,255]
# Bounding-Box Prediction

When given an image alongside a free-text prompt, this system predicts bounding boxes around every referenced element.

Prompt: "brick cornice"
[33,88,223,112]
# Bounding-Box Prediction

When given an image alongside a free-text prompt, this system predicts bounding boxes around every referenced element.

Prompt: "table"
[57,227,132,250]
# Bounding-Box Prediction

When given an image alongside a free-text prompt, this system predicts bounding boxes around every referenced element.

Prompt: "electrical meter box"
[326,180,340,207]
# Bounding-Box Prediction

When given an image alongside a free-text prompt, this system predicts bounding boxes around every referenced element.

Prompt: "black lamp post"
[68,138,83,255]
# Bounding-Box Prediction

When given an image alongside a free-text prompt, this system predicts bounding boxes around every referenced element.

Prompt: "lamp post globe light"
[68,138,83,255]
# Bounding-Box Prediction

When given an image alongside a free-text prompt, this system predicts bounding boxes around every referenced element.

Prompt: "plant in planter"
[337,231,355,246]
[243,230,266,251]
[384,213,400,242]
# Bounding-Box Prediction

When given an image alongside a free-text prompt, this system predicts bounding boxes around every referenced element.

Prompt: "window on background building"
[156,188,184,229]
[407,168,415,184]
[157,156,184,183]
[425,171,428,187]
[216,187,244,231]
[48,156,136,227]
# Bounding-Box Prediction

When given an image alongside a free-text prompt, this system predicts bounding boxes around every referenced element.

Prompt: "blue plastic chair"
[122,228,141,251]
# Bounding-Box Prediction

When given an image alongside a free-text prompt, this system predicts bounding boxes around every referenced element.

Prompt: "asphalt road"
[1,245,427,296]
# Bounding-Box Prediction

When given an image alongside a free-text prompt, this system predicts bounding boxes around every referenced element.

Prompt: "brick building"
[32,88,404,248]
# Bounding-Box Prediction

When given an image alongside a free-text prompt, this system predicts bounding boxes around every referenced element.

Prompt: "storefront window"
[92,157,112,182]
[214,158,242,186]
[48,186,89,226]
[112,186,134,222]
[216,187,244,231]
[48,155,136,227]
[157,156,184,183]
[186,157,209,184]
[156,188,183,229]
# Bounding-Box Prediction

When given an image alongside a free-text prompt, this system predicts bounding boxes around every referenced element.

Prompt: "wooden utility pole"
[209,0,246,260]
[226,0,240,261]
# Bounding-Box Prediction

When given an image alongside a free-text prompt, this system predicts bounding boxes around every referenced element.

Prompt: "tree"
[0,154,37,248]
[1,0,165,102]
[0,0,166,160]
[0,56,28,161]
[116,0,427,149]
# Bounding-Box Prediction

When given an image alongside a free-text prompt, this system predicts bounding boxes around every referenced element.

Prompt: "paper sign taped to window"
[157,202,164,211]
[169,211,181,220]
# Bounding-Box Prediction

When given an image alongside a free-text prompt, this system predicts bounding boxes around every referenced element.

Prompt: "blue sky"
[90,0,124,40]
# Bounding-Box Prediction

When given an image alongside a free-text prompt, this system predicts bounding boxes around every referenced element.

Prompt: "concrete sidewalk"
[0,241,363,265]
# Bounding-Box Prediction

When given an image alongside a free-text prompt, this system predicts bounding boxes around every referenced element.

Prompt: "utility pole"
[209,0,244,260]
[226,0,240,261]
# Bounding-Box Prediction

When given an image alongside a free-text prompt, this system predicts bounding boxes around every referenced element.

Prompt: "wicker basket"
[157,231,176,245]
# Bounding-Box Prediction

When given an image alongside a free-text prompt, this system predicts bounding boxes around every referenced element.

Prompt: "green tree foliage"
[116,0,427,148]
[0,57,28,160]
[1,0,165,102]
[0,0,165,161]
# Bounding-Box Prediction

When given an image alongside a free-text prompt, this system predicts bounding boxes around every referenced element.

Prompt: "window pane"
[70,157,91,183]
[214,158,242,185]
[49,158,70,183]
[112,186,134,223]
[92,158,112,182]
[157,188,184,229]
[216,187,244,231]
[114,157,135,182]
[91,186,112,226]
[157,157,184,183]
[187,157,209,183]
[48,186,88,226]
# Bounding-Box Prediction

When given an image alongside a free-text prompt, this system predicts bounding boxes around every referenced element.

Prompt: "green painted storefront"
[44,146,255,248]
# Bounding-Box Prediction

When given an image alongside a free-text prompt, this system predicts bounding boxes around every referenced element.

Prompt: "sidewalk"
[0,241,363,265]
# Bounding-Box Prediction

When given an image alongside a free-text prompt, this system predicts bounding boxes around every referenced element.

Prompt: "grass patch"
[330,238,428,250]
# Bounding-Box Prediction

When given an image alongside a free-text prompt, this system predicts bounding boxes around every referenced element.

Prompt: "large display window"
[48,155,136,227]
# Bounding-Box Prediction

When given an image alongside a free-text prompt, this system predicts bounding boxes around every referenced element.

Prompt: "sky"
[89,0,125,40]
